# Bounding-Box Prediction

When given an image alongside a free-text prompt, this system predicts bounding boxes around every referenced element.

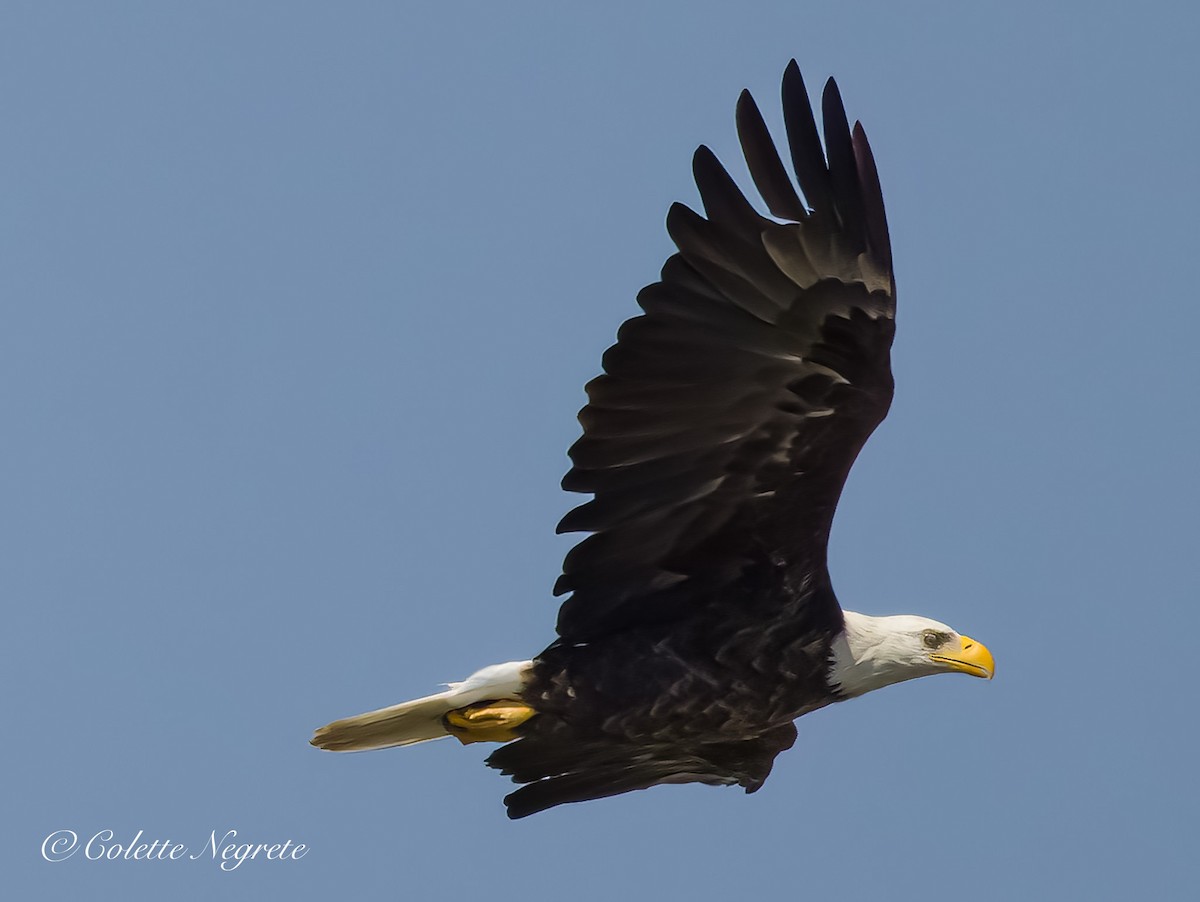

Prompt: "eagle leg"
[443,701,538,745]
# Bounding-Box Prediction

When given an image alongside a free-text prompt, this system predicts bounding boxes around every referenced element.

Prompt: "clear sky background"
[4,2,1197,899]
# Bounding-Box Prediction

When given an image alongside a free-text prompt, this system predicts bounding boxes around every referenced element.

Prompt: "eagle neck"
[826,610,919,699]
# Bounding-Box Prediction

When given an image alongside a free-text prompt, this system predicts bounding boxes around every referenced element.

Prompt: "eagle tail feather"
[310,660,532,752]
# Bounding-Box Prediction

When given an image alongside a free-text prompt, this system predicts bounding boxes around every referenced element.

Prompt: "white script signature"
[41,829,308,871]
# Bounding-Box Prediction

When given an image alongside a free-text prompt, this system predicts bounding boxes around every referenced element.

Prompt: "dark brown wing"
[488,720,798,819]
[554,62,895,642]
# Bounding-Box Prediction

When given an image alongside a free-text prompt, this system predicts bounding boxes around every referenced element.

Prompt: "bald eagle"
[311,61,994,819]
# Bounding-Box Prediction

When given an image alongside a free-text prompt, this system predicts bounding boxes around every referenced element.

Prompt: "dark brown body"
[528,564,843,742]
[487,555,849,817]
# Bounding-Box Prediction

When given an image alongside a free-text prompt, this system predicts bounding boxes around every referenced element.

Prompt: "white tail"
[310,661,532,752]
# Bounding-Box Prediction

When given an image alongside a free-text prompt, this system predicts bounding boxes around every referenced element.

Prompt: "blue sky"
[4,2,1197,899]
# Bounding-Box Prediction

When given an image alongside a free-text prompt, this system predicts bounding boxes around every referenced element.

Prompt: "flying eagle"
[311,60,994,819]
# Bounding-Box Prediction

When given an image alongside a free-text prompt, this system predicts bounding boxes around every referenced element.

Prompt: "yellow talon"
[444,701,537,745]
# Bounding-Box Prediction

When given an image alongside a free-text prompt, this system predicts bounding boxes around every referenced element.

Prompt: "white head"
[827,611,995,699]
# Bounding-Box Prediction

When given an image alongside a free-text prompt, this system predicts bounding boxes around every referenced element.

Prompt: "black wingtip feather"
[735,89,808,222]
[781,61,832,217]
[692,144,765,236]
[852,121,892,269]
[820,77,867,244]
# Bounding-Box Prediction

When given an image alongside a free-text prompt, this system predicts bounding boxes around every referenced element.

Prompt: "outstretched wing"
[555,62,896,642]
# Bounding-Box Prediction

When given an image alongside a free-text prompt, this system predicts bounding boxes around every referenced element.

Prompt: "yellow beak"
[931,635,994,680]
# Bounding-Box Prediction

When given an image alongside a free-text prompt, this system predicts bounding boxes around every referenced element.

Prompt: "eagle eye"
[922,631,944,650]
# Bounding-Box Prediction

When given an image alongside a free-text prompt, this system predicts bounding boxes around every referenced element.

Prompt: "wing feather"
[555,63,895,642]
